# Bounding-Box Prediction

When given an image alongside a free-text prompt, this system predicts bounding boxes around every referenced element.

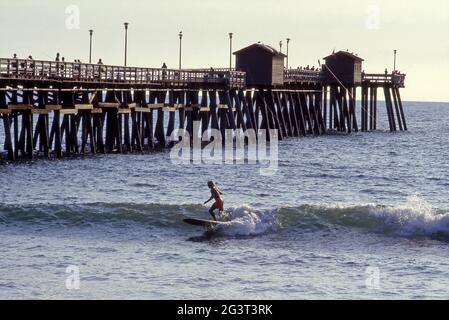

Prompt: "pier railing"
[0,58,405,89]
[283,70,405,87]
[284,68,323,82]
[183,68,246,87]
[0,58,246,88]
[362,73,405,87]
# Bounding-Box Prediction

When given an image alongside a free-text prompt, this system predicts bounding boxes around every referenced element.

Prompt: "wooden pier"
[0,44,407,162]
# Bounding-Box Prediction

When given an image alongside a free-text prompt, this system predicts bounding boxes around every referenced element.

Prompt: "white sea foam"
[369,195,449,236]
[216,205,279,236]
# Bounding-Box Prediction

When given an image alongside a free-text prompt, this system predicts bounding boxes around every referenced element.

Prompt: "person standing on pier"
[55,53,60,77]
[60,57,65,76]
[11,54,18,69]
[27,55,35,76]
[92,59,103,79]
[204,181,224,221]
[162,62,167,80]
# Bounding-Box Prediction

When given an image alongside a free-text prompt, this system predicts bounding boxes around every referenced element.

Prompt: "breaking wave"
[1,196,448,240]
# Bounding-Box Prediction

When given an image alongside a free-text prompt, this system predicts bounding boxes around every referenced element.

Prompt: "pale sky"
[0,0,448,102]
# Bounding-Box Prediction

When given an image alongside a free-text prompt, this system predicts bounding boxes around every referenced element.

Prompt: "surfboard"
[183,218,226,228]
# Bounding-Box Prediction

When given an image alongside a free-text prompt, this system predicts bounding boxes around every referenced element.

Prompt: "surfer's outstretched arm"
[204,197,213,204]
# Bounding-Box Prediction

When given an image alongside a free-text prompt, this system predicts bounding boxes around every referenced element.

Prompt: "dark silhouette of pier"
[0,44,407,161]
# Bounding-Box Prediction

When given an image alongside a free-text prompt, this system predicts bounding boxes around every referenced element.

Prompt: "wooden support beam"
[61,114,70,153]
[8,104,33,110]
[177,91,186,132]
[264,90,281,139]
[256,89,270,141]
[217,91,228,142]
[148,103,165,109]
[13,111,19,159]
[395,87,407,131]
[308,93,321,135]
[286,92,300,136]
[351,87,358,132]
[134,107,151,113]
[104,94,117,152]
[373,87,377,130]
[365,87,369,131]
[91,108,103,113]
[247,90,257,131]
[253,91,260,130]
[341,88,351,134]
[115,113,122,153]
[33,112,50,157]
[184,91,194,138]
[244,90,257,131]
[131,108,142,152]
[166,90,175,143]
[87,112,96,154]
[322,86,328,130]
[383,86,396,132]
[200,89,210,138]
[315,92,326,134]
[53,110,62,157]
[292,92,307,136]
[32,109,49,115]
[361,86,366,131]
[80,113,88,154]
[231,89,247,132]
[391,86,404,131]
[336,87,346,132]
[24,111,33,159]
[2,113,14,160]
[124,112,131,152]
[224,90,237,130]
[154,91,166,146]
[209,90,219,131]
[274,91,287,137]
[98,102,120,108]
[33,112,42,152]
[280,91,294,137]
[70,114,79,153]
[328,87,334,129]
[298,92,313,134]
[75,104,94,110]
[60,109,78,115]
[94,112,105,153]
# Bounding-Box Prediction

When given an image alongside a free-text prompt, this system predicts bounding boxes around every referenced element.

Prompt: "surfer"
[204,181,224,221]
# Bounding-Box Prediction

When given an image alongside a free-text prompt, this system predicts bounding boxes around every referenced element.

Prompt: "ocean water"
[1,101,449,299]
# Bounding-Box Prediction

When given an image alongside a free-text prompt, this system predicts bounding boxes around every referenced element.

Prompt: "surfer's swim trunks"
[212,198,224,211]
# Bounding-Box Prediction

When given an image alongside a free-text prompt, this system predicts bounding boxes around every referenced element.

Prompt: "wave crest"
[1,196,448,240]
[368,196,449,237]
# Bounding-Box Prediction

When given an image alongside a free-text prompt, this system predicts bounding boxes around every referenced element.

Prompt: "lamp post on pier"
[229,32,233,70]
[286,38,290,69]
[279,40,283,53]
[89,29,93,64]
[393,49,397,71]
[179,31,183,70]
[124,22,129,66]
